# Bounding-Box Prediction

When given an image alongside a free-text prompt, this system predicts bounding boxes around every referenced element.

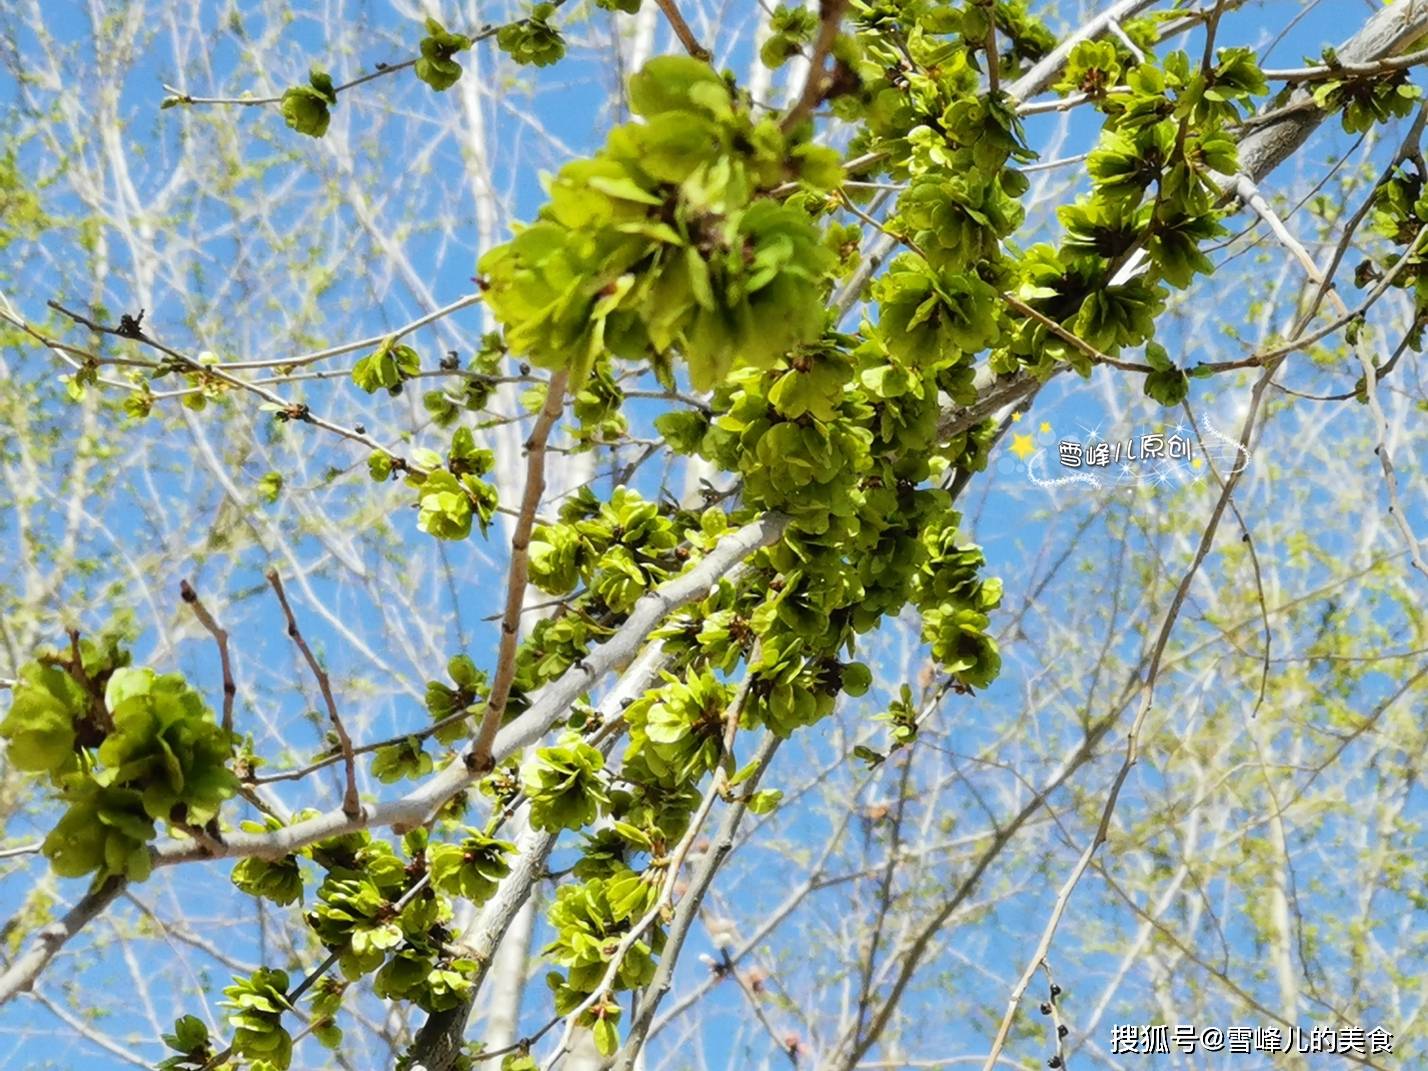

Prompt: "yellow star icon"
[1011,410,1023,422]
[1010,432,1036,460]
[1039,421,1052,434]
[1191,457,1203,469]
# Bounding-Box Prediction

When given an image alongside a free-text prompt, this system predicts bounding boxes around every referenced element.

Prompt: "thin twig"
[45,300,419,472]
[1262,44,1428,83]
[1039,962,1069,1070]
[266,570,362,818]
[1234,172,1428,580]
[160,11,558,110]
[780,0,851,133]
[180,579,235,734]
[653,0,710,61]
[979,357,1281,1071]
[467,369,570,773]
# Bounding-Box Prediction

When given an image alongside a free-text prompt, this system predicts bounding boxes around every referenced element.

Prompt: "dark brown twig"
[780,0,851,133]
[653,0,710,61]
[466,369,570,773]
[180,579,235,734]
[45,300,418,470]
[265,569,362,818]
[160,5,569,110]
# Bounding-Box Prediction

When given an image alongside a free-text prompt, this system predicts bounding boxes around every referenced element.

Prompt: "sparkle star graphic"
[1010,432,1036,460]
[1039,421,1052,434]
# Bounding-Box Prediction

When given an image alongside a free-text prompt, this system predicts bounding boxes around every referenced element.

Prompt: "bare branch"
[781,0,852,133]
[143,513,787,867]
[979,358,1278,1071]
[653,0,710,62]
[468,368,570,773]
[180,578,236,734]
[266,569,361,819]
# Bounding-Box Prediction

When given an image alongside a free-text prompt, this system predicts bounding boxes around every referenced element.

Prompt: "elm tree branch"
[542,659,762,1070]
[1234,172,1428,580]
[45,300,420,472]
[159,7,569,110]
[611,730,783,1071]
[653,0,710,62]
[137,513,787,870]
[180,579,236,734]
[781,0,852,133]
[977,354,1279,1071]
[467,368,570,774]
[407,646,669,1071]
[266,569,362,819]
[1262,44,1428,84]
[219,291,482,371]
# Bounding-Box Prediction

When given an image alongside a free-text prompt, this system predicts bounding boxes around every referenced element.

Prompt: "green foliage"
[747,788,782,814]
[308,855,408,976]
[415,18,472,91]
[224,968,295,1070]
[352,335,421,395]
[428,828,515,902]
[761,5,819,69]
[497,4,565,67]
[912,517,1002,689]
[44,782,156,881]
[98,667,238,824]
[158,1014,212,1070]
[624,669,733,785]
[0,662,86,776]
[407,429,500,541]
[478,55,841,388]
[527,486,680,611]
[523,737,610,832]
[257,470,284,502]
[1,640,236,882]
[1057,40,1122,98]
[425,653,490,745]
[232,820,305,905]
[309,977,347,1049]
[281,68,337,138]
[543,874,663,1014]
[857,683,921,768]
[1142,342,1190,407]
[371,735,434,783]
[1314,69,1421,135]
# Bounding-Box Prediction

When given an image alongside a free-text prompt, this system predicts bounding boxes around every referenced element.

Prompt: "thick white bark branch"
[141,512,787,867]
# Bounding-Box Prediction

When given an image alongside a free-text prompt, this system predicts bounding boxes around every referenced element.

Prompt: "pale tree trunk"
[481,813,539,1052]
